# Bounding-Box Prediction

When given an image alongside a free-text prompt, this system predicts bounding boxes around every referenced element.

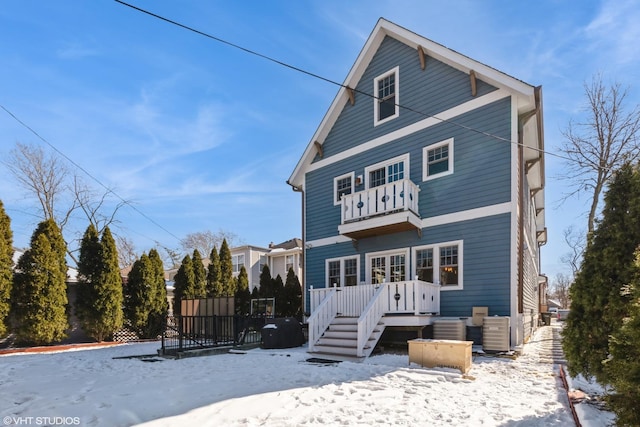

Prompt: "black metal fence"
[161,314,271,356]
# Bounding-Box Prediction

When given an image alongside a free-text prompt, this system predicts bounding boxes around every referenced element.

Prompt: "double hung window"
[232,254,245,274]
[374,67,399,125]
[423,138,454,181]
[413,241,463,290]
[285,255,295,272]
[333,172,354,205]
[326,256,359,287]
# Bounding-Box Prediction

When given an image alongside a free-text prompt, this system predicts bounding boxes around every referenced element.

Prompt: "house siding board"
[318,36,498,160]
[522,246,539,340]
[305,213,511,317]
[418,98,512,218]
[304,97,512,242]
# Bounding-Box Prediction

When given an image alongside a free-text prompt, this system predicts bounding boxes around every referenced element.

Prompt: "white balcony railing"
[341,179,419,224]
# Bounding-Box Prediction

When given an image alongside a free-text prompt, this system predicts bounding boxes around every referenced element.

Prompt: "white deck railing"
[308,281,440,356]
[307,288,337,353]
[341,179,420,224]
[356,285,387,357]
[309,280,440,316]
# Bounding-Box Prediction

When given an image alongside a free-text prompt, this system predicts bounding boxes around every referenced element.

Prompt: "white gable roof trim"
[288,18,539,188]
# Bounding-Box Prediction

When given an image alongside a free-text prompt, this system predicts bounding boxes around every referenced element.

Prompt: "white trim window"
[374,66,399,126]
[285,254,295,272]
[326,256,359,287]
[333,172,355,205]
[413,240,463,290]
[423,138,454,181]
[364,154,409,189]
[366,248,410,284]
[232,254,245,274]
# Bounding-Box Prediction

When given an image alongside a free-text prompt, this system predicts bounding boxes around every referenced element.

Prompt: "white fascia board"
[288,23,387,188]
[378,20,536,100]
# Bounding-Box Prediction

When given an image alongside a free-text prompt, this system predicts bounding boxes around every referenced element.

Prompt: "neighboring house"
[266,238,303,283]
[230,239,303,291]
[288,19,546,358]
[230,245,269,292]
[546,298,562,310]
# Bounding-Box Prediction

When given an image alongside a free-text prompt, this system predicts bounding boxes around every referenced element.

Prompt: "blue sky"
[1,0,639,281]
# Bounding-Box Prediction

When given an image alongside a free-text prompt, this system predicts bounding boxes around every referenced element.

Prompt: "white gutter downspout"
[287,180,305,321]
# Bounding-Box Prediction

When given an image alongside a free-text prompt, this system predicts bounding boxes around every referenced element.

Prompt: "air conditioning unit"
[483,316,510,352]
[433,319,466,341]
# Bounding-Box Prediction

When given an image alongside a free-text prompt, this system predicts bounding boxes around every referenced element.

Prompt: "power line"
[0,104,182,244]
[114,0,575,165]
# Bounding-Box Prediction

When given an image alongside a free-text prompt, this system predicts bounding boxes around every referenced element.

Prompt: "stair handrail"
[356,284,387,357]
[307,288,338,352]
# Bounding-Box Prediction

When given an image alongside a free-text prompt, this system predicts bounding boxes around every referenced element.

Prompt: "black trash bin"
[261,317,305,349]
[541,312,551,326]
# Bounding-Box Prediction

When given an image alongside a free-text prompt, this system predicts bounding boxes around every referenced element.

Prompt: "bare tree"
[560,226,585,276]
[115,235,138,269]
[549,273,572,308]
[180,229,239,258]
[559,74,640,235]
[155,243,182,270]
[4,143,129,267]
[5,143,74,229]
[73,175,126,235]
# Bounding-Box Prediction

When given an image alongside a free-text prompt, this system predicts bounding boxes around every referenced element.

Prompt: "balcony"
[338,178,421,239]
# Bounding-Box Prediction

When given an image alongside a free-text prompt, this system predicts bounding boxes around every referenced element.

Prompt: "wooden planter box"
[408,339,473,374]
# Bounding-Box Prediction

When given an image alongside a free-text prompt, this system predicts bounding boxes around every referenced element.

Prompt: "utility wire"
[114,0,576,165]
[0,104,182,244]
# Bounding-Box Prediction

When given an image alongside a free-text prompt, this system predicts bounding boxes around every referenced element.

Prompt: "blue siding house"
[288,19,546,358]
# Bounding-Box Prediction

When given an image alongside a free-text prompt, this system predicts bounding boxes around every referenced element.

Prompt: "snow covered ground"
[0,325,614,427]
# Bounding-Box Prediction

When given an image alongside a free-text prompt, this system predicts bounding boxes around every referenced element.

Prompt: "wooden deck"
[307,281,440,358]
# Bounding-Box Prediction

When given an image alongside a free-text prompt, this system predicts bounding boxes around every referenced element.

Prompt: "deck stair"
[311,316,385,359]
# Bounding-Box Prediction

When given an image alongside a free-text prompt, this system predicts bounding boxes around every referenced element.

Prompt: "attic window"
[374,67,399,126]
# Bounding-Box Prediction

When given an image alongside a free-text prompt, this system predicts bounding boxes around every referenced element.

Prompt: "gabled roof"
[287,18,543,189]
[269,238,302,250]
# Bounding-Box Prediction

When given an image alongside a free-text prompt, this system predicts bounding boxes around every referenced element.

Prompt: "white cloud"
[56,42,99,59]
[585,0,640,67]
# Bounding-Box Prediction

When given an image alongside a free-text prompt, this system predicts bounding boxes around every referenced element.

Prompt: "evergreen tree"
[250,286,260,315]
[11,219,68,345]
[218,239,234,296]
[191,249,207,298]
[0,200,13,337]
[601,249,640,426]
[147,249,168,335]
[258,265,273,298]
[563,163,640,381]
[234,266,251,315]
[125,253,163,338]
[77,224,101,283]
[172,255,197,315]
[78,227,123,341]
[272,274,284,316]
[206,246,221,297]
[76,224,101,337]
[91,227,124,341]
[282,268,302,318]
